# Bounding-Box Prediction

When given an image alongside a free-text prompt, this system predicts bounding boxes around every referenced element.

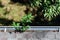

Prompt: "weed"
[12,13,34,32]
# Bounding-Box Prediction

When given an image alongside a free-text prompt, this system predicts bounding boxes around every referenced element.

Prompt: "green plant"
[20,25,30,32]
[30,0,42,8]
[12,22,30,32]
[21,13,34,25]
[30,0,60,21]
[12,22,20,30]
[43,0,60,21]
[12,13,34,32]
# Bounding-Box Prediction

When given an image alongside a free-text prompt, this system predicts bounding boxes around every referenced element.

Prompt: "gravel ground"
[0,31,59,40]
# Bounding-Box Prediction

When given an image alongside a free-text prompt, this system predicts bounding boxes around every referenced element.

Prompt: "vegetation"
[30,0,60,21]
[12,13,34,32]
[0,0,60,31]
[0,0,26,22]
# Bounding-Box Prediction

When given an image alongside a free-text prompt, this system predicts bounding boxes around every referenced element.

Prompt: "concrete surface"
[0,31,59,40]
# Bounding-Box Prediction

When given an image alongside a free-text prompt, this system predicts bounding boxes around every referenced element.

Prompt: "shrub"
[0,0,26,22]
[21,13,34,25]
[12,13,34,32]
[30,0,60,21]
[30,0,42,8]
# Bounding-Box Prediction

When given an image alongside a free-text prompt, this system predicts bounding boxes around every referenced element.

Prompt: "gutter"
[0,26,59,32]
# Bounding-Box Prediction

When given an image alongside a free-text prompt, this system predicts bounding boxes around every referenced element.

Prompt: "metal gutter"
[0,26,60,28]
[0,26,59,31]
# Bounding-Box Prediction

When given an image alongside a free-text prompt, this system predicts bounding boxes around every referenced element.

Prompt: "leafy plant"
[30,0,60,21]
[12,22,30,32]
[21,13,34,25]
[29,0,42,8]
[12,13,34,32]
[44,5,58,21]
[20,25,30,32]
[12,22,20,30]
[43,0,60,21]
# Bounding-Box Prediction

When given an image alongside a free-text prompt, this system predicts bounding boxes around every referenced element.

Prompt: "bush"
[12,13,34,32]
[0,0,26,22]
[30,0,60,21]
